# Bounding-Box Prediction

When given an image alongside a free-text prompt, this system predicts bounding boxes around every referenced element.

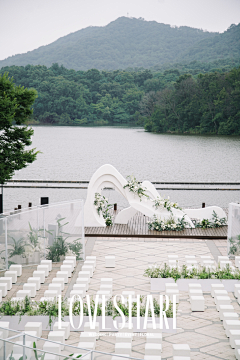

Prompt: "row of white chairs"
[211,283,240,357]
[0,264,24,301]
[167,254,236,271]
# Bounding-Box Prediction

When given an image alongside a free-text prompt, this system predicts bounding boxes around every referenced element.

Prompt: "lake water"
[3,126,240,212]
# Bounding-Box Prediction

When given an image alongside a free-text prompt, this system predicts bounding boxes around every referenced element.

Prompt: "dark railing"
[3,179,240,190]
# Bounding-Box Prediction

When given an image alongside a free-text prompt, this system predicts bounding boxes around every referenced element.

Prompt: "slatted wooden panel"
[85,211,227,239]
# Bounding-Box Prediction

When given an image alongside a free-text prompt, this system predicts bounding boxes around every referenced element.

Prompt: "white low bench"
[225,320,240,338]
[73,284,87,297]
[190,296,205,311]
[5,271,17,283]
[76,277,89,290]
[81,265,93,277]
[211,283,224,297]
[77,342,95,354]
[43,342,61,356]
[145,343,162,356]
[13,341,33,360]
[56,271,68,283]
[222,312,239,329]
[70,290,85,299]
[216,296,231,311]
[48,283,62,295]
[16,289,31,298]
[0,283,7,297]
[65,255,76,267]
[33,271,45,284]
[27,277,41,290]
[53,321,70,339]
[23,283,37,297]
[115,342,132,355]
[78,271,91,280]
[173,344,190,357]
[60,265,72,277]
[230,330,240,349]
[86,256,96,267]
[52,277,65,290]
[9,264,22,276]
[219,305,235,320]
[41,260,52,271]
[0,277,12,290]
[63,260,74,271]
[115,333,133,344]
[25,322,42,337]
[146,333,162,344]
[37,265,49,277]
[44,290,58,298]
[213,290,228,303]
[79,332,97,346]
[100,284,112,295]
[48,331,65,350]
[105,256,115,268]
[166,289,179,303]
[189,289,203,297]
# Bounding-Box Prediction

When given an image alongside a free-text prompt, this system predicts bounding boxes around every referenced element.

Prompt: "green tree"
[0,73,38,185]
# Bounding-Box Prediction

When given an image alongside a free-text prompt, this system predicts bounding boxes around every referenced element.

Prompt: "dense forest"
[1,61,239,135]
[143,67,240,135]
[2,17,240,71]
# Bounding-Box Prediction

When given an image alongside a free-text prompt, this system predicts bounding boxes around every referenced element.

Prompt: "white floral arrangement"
[193,210,227,229]
[123,175,149,201]
[94,193,113,226]
[148,214,187,231]
[152,195,182,213]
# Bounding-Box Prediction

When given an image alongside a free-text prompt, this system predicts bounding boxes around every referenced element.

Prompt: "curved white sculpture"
[83,164,191,227]
[83,164,227,228]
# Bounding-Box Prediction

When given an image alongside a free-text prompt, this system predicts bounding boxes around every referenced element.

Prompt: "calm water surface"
[4,126,240,211]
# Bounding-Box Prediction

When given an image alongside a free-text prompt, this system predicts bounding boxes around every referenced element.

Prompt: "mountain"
[0,17,217,70]
[178,23,240,63]
[1,18,239,71]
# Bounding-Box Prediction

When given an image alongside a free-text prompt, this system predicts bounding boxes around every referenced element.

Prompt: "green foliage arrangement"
[46,218,82,261]
[153,196,182,212]
[193,210,227,229]
[94,193,113,226]
[0,296,173,322]
[8,237,26,258]
[123,175,149,201]
[144,263,240,281]
[148,215,188,232]
[229,235,240,255]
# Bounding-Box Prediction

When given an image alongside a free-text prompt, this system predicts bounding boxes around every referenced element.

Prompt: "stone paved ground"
[1,237,239,360]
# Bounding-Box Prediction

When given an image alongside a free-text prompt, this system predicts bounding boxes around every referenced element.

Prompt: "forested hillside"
[1,62,239,135]
[178,23,240,63]
[143,67,240,135]
[0,17,218,70]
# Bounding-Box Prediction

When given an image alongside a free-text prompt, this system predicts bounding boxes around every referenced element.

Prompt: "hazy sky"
[0,0,240,61]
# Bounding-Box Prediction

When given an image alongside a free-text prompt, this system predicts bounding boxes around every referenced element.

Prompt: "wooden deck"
[85,211,227,239]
